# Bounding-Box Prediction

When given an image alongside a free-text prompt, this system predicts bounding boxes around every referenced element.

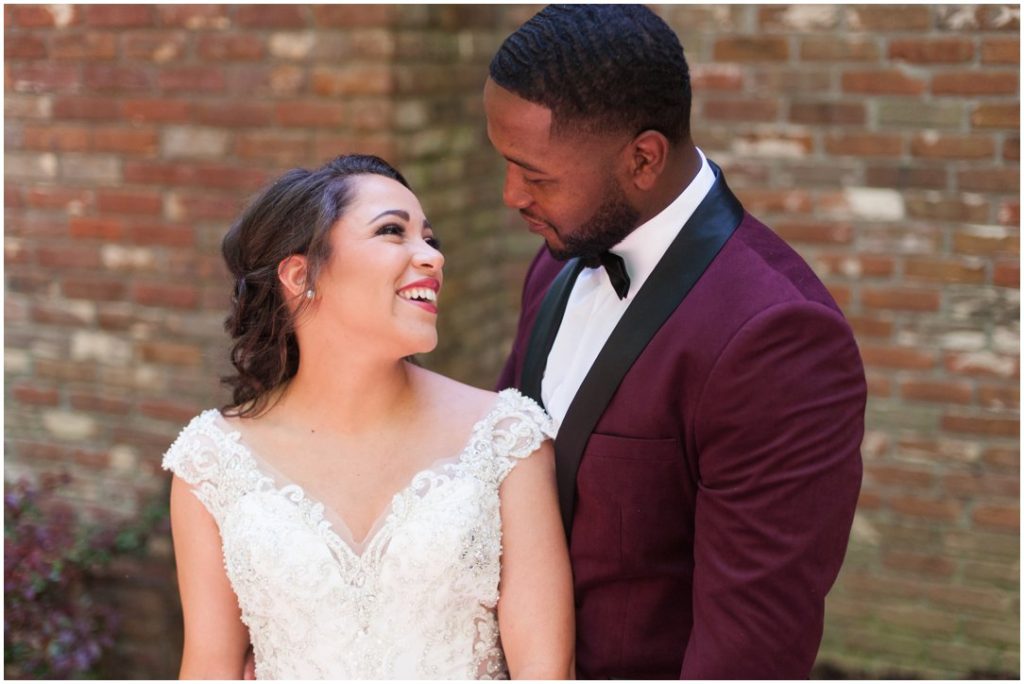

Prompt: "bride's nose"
[414,240,444,273]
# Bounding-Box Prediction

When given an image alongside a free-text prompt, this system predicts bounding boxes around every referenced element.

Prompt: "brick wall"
[4,4,1018,678]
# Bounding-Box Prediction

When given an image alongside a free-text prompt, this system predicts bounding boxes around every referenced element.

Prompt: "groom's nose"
[501,166,532,210]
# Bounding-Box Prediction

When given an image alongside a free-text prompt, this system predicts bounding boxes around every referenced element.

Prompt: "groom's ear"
[627,129,670,192]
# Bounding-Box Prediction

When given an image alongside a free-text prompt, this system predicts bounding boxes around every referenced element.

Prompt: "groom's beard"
[544,181,640,265]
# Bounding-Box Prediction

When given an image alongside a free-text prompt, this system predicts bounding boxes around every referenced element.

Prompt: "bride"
[163,155,574,679]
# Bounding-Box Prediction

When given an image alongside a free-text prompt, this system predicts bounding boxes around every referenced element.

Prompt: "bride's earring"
[305,289,315,299]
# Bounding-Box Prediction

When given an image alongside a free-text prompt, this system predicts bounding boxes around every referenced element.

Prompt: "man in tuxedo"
[488,5,866,679]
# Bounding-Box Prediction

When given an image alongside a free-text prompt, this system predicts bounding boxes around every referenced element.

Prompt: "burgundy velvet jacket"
[497,186,865,678]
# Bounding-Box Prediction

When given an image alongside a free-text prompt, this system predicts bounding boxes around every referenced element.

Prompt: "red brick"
[910,134,996,160]
[30,245,102,273]
[890,495,962,522]
[312,4,397,27]
[72,449,111,469]
[120,31,188,62]
[197,34,265,61]
[123,160,198,186]
[933,72,1019,96]
[905,195,989,223]
[997,200,1019,226]
[825,133,903,157]
[970,505,1019,532]
[92,128,159,155]
[62,275,126,301]
[193,102,275,128]
[275,101,348,128]
[6,34,48,59]
[311,66,395,97]
[25,186,93,211]
[169,193,240,221]
[234,131,311,164]
[815,253,894,278]
[236,4,306,27]
[993,261,1019,288]
[158,67,226,93]
[156,5,229,28]
[83,64,152,92]
[96,189,163,215]
[953,227,1019,257]
[928,585,1015,616]
[944,472,1019,498]
[865,165,947,190]
[5,5,73,27]
[137,341,203,366]
[1004,136,1019,161]
[701,98,778,122]
[849,5,930,30]
[84,4,154,27]
[976,5,1021,31]
[890,38,974,63]
[69,392,132,415]
[34,358,98,382]
[737,189,813,215]
[882,550,957,577]
[842,69,926,95]
[789,101,865,126]
[8,64,80,93]
[982,37,1020,64]
[958,169,1019,194]
[971,103,1019,129]
[855,489,883,510]
[800,37,879,62]
[22,125,91,152]
[53,95,119,120]
[903,257,986,284]
[847,315,894,338]
[121,99,191,123]
[944,352,1018,379]
[982,446,1019,471]
[133,282,200,309]
[5,186,24,209]
[865,373,891,397]
[69,217,123,240]
[51,32,118,60]
[195,165,272,191]
[139,399,202,423]
[128,222,195,248]
[713,36,788,62]
[942,412,1019,438]
[860,345,937,370]
[690,65,743,92]
[12,383,60,406]
[862,287,941,312]
[864,463,934,488]
[900,379,974,405]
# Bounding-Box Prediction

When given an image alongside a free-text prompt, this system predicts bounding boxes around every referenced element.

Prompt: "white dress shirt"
[542,148,715,429]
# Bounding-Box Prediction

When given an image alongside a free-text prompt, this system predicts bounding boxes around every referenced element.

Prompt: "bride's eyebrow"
[367,209,409,224]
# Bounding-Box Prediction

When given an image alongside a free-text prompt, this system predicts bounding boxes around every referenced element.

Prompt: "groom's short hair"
[489,4,692,143]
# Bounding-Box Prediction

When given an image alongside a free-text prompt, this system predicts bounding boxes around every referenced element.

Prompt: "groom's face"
[483,79,640,261]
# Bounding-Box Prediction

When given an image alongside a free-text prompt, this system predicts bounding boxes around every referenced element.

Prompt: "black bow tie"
[585,248,630,296]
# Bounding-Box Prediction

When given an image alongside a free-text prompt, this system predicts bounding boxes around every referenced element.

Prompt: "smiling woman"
[160,154,574,679]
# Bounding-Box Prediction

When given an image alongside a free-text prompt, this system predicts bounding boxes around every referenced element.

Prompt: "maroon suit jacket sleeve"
[681,301,865,678]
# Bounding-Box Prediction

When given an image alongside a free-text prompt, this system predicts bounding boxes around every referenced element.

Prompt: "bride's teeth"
[400,287,437,302]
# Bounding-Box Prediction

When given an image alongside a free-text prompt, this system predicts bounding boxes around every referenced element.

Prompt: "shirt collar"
[611,147,715,298]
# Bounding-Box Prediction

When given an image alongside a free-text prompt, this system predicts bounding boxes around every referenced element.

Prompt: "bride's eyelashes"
[374,223,442,251]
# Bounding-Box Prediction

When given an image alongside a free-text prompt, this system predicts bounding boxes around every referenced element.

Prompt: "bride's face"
[310,174,444,357]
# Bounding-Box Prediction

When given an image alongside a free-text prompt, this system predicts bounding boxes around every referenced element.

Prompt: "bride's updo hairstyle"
[220,154,410,418]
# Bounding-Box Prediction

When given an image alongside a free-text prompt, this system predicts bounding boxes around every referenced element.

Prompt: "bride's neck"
[273,353,418,436]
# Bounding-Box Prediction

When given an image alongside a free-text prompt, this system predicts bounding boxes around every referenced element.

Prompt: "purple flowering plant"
[4,473,119,679]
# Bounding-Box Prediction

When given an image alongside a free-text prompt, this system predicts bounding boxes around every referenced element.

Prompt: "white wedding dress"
[163,388,553,679]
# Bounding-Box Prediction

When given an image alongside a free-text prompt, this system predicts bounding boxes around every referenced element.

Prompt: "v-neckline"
[209,391,511,561]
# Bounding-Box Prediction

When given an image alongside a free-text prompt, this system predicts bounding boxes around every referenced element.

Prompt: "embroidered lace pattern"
[162,389,553,680]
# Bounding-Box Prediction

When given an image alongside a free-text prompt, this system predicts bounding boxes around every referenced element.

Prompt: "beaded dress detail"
[162,389,553,680]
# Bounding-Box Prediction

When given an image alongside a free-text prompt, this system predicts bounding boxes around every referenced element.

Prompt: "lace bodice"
[162,389,553,679]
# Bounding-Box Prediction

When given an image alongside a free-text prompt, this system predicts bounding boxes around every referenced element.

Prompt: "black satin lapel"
[520,257,585,406]
[555,163,745,537]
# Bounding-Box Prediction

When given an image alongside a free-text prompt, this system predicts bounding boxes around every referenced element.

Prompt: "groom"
[490,5,866,679]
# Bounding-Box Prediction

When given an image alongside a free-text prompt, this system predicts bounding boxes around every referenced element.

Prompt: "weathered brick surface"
[4,4,1018,680]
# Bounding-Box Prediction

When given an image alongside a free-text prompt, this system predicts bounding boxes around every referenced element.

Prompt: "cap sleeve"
[162,409,251,523]
[476,389,555,485]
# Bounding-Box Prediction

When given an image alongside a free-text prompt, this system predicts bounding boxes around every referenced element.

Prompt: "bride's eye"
[376,223,405,238]
[426,236,442,250]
